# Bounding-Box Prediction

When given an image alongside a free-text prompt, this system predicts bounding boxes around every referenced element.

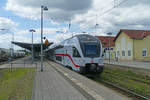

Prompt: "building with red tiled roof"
[96,36,116,60]
[114,29,150,41]
[97,36,115,47]
[115,29,150,61]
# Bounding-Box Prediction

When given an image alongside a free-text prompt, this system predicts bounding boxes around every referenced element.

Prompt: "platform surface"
[33,60,131,100]
[104,60,150,70]
[33,62,87,100]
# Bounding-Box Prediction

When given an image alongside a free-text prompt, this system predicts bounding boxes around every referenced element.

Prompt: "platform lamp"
[41,5,48,71]
[107,32,112,63]
[29,29,36,63]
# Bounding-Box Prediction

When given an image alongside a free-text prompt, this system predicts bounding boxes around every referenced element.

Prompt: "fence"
[10,62,37,72]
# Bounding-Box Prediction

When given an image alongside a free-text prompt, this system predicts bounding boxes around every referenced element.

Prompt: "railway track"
[98,68,150,99]
[0,58,8,62]
[95,78,150,100]
[104,71,150,85]
[0,57,24,65]
[0,59,10,65]
[46,60,150,100]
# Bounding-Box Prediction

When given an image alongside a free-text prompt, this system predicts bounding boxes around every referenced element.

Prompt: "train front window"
[84,44,98,56]
[73,47,81,57]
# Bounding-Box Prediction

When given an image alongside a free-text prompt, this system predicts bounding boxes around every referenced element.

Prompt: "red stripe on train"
[55,54,80,68]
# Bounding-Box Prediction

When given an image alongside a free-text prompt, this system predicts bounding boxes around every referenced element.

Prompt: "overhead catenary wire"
[98,0,129,17]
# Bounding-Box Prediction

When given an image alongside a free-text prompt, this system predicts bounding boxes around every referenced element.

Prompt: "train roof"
[76,34,100,42]
[47,34,101,51]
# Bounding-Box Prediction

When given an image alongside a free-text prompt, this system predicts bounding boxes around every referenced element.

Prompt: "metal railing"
[10,62,37,72]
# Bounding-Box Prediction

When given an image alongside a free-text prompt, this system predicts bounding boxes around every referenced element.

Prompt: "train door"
[62,49,67,66]
[64,47,71,67]
[72,47,81,71]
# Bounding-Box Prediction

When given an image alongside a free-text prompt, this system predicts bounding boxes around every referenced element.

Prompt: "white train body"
[47,34,104,74]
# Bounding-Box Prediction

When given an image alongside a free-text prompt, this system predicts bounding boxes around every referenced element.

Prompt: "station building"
[114,29,150,61]
[97,36,116,60]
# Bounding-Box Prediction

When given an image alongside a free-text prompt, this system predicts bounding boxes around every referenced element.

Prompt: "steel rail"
[98,79,150,100]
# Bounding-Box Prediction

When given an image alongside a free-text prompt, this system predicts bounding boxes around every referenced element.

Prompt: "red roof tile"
[114,29,150,41]
[96,36,115,47]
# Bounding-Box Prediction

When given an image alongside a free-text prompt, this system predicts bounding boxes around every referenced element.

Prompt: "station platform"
[103,60,150,70]
[33,62,87,100]
[33,60,130,100]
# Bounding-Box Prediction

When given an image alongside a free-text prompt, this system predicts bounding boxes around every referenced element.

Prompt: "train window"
[56,56,62,61]
[73,47,81,57]
[84,44,98,55]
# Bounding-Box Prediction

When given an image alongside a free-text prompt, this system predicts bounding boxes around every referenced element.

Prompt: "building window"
[122,51,125,56]
[128,50,131,56]
[142,49,147,57]
[117,51,120,56]
[114,52,116,57]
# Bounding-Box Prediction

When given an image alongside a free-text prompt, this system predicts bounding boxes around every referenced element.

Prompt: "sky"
[0,0,150,49]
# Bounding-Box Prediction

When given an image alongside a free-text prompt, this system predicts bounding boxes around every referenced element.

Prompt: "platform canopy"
[12,41,53,52]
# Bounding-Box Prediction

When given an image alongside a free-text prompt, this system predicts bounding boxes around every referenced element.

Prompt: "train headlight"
[99,59,103,64]
[79,59,84,63]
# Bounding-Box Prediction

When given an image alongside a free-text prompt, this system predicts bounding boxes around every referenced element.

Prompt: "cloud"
[5,0,150,34]
[5,0,93,21]
[0,17,18,32]
[72,0,150,35]
[0,17,18,48]
[4,0,150,44]
[13,27,69,43]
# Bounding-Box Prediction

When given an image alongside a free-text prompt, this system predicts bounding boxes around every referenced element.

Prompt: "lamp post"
[29,29,36,63]
[107,32,112,63]
[0,29,14,60]
[41,5,48,71]
[11,32,14,59]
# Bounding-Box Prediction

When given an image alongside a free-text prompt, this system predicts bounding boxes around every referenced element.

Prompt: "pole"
[29,29,35,63]
[107,32,112,63]
[11,40,12,60]
[12,32,14,58]
[41,6,43,71]
[109,37,110,62]
[32,31,34,63]
[11,32,14,60]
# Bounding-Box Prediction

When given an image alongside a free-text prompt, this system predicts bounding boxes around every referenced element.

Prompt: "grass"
[0,68,36,100]
[98,66,150,98]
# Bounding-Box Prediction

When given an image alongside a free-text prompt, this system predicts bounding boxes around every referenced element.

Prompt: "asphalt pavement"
[103,60,150,70]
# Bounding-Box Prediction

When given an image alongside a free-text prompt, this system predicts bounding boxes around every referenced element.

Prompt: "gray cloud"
[5,0,150,36]
[72,0,150,35]
[6,0,93,21]
[17,0,92,11]
[0,17,18,32]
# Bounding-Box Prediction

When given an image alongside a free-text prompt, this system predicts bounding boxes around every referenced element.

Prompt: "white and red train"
[46,34,104,75]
